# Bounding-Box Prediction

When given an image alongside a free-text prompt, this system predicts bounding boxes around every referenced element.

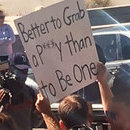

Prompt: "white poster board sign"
[15,0,99,103]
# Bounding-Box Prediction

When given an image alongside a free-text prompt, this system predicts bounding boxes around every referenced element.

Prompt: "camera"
[0,72,24,106]
[0,88,12,106]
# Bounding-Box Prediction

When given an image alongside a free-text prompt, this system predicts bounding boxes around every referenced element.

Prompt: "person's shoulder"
[25,77,38,94]
[3,23,11,27]
[3,24,12,29]
[24,84,37,98]
[25,84,36,93]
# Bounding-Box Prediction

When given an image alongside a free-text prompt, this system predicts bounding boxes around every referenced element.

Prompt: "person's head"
[0,10,5,26]
[108,92,130,130]
[9,52,30,82]
[58,95,89,129]
[0,113,17,130]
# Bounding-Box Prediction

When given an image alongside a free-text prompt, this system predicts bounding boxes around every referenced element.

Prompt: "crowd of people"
[0,52,44,130]
[0,9,130,130]
[35,62,130,130]
[0,10,43,129]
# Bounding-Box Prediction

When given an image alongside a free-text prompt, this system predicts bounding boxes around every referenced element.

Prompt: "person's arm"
[97,63,120,130]
[35,93,61,130]
[96,62,113,111]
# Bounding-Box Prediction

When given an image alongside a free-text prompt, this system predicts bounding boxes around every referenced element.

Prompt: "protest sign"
[14,0,99,103]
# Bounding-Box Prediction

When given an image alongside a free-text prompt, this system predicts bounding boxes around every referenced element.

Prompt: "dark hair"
[58,95,88,129]
[0,10,3,13]
[0,113,17,130]
[0,10,5,16]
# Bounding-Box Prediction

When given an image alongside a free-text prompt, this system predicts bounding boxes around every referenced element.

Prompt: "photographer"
[0,52,43,130]
[0,72,42,130]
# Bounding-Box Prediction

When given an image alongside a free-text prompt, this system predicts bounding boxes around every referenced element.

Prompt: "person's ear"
[59,120,66,130]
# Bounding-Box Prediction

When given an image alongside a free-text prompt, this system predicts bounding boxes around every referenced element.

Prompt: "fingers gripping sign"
[35,92,51,115]
[97,62,107,83]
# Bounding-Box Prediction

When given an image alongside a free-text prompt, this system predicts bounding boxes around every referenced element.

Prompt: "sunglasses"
[0,16,5,19]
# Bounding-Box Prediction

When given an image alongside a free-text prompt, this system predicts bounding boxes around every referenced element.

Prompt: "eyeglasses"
[0,16,5,19]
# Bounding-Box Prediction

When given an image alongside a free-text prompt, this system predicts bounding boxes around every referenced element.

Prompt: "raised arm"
[35,93,61,130]
[96,62,113,111]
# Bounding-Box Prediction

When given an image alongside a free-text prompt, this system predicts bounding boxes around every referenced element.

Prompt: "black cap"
[9,52,30,70]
